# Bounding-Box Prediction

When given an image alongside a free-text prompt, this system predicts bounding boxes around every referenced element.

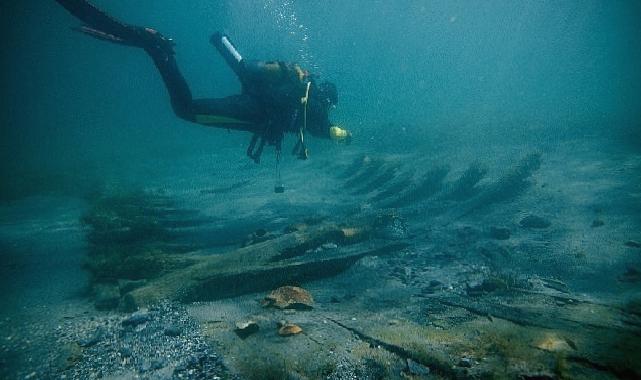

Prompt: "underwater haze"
[1,1,641,379]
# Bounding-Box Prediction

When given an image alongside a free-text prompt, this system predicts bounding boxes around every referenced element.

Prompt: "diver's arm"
[306,121,351,144]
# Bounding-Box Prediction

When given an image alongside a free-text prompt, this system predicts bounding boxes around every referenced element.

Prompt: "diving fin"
[72,25,132,46]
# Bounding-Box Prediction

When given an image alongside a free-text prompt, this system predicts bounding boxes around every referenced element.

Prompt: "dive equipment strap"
[274,149,285,193]
[292,81,312,160]
[247,133,265,164]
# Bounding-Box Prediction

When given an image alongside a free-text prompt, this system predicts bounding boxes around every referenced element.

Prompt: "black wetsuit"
[56,0,337,162]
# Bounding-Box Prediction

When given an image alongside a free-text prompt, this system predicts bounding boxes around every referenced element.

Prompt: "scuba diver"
[54,0,351,167]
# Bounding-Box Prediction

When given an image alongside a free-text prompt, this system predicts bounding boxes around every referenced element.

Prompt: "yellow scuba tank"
[329,125,351,143]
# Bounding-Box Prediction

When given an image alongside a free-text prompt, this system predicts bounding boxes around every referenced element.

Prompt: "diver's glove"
[329,125,352,145]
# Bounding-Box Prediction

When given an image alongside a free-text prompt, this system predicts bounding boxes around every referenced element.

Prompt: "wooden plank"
[120,220,407,310]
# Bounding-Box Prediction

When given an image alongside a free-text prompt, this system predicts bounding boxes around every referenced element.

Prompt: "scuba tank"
[210,32,244,79]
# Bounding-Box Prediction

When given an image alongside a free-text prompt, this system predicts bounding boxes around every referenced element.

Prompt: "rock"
[421,280,444,294]
[122,311,151,327]
[591,219,605,228]
[624,240,641,248]
[261,286,314,310]
[619,266,641,283]
[535,333,572,352]
[53,342,82,371]
[94,283,120,310]
[519,215,551,229]
[242,228,274,247]
[119,346,132,358]
[79,327,104,347]
[466,278,508,296]
[118,279,147,295]
[150,358,166,370]
[406,358,430,376]
[234,320,259,339]
[139,358,166,373]
[458,357,473,368]
[278,323,302,337]
[489,226,511,240]
[321,242,338,250]
[164,324,182,337]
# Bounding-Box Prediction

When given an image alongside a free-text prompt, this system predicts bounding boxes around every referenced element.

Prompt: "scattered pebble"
[519,215,551,229]
[121,311,151,327]
[55,301,229,379]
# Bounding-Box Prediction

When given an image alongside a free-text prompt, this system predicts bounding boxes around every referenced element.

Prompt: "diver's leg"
[191,95,263,129]
[56,0,129,38]
[145,47,195,122]
[56,0,194,121]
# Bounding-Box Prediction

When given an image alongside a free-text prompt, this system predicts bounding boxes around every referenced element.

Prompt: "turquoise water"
[1,1,640,379]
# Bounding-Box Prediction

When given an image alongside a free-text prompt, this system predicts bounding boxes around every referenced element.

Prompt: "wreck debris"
[261,286,314,310]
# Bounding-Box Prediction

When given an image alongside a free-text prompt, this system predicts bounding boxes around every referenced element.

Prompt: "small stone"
[122,311,151,327]
[119,346,132,358]
[54,343,82,371]
[489,227,511,240]
[466,278,508,296]
[624,240,641,248]
[150,358,166,370]
[94,283,120,310]
[164,325,182,337]
[535,333,573,352]
[234,320,259,339]
[458,357,473,368]
[519,215,551,229]
[591,219,605,228]
[278,323,302,337]
[79,327,104,347]
[407,358,430,376]
[118,279,147,295]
